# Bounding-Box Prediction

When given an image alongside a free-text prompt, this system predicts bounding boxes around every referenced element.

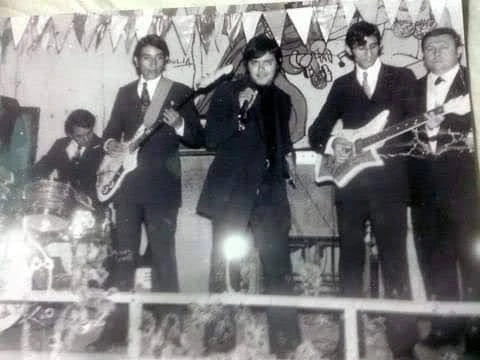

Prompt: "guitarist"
[101,35,204,294]
[308,21,418,358]
[409,28,479,355]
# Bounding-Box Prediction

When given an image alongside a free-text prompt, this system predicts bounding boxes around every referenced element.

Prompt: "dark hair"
[421,27,463,50]
[64,109,95,135]
[242,34,282,70]
[345,21,381,49]
[133,34,170,73]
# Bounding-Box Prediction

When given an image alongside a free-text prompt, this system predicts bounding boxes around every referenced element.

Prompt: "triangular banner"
[263,9,286,45]
[135,9,154,39]
[94,15,111,50]
[430,0,447,23]
[382,0,402,25]
[286,7,313,46]
[438,6,452,28]
[82,14,102,51]
[405,0,425,20]
[172,15,196,57]
[10,16,30,48]
[314,4,338,42]
[444,0,465,38]
[355,0,378,23]
[51,14,74,52]
[197,7,217,53]
[72,14,87,47]
[222,13,242,39]
[33,15,50,38]
[39,21,56,51]
[242,11,262,43]
[110,14,129,50]
[152,14,172,38]
[340,0,358,26]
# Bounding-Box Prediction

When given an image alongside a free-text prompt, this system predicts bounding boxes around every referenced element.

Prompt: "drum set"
[0,179,111,333]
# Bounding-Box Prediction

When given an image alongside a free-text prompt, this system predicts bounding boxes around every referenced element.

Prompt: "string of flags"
[0,0,463,54]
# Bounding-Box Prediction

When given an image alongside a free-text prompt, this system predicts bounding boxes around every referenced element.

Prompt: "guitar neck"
[359,105,445,150]
[129,119,164,152]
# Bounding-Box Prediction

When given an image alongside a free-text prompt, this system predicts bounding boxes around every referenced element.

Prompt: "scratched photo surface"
[0,0,477,359]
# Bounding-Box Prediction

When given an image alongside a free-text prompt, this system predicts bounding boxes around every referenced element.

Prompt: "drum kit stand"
[0,179,112,338]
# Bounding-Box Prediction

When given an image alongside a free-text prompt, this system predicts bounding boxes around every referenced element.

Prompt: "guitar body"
[96,147,139,202]
[315,110,389,187]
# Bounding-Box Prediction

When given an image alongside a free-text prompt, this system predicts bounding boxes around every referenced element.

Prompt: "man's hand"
[332,137,353,164]
[104,139,127,157]
[238,87,257,109]
[285,152,297,188]
[163,101,184,130]
[425,111,445,130]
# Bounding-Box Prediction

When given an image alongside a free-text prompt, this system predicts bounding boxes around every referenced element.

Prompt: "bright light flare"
[69,209,95,239]
[222,233,250,261]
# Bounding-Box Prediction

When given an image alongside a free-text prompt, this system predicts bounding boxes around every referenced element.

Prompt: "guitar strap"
[142,77,174,128]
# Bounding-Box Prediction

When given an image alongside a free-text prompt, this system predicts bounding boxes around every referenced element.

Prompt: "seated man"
[32,109,103,207]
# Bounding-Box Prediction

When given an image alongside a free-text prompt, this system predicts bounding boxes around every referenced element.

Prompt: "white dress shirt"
[425,63,460,152]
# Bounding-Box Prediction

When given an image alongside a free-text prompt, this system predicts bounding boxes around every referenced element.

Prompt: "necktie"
[362,71,372,99]
[73,143,82,162]
[434,76,445,86]
[140,82,150,118]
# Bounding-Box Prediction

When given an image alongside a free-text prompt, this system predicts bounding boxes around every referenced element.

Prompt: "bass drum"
[23,180,75,232]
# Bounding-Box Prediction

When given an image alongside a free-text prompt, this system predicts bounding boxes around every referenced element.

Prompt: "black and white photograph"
[0,0,478,359]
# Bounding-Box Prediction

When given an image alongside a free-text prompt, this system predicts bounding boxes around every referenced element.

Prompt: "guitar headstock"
[443,94,471,116]
[195,64,234,90]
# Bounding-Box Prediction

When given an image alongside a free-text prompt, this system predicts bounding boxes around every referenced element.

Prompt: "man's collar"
[356,58,382,77]
[428,63,460,84]
[139,74,162,84]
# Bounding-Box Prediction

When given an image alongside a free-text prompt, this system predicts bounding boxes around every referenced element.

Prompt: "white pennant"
[227,13,242,40]
[110,14,129,50]
[242,11,263,43]
[340,0,358,26]
[216,6,229,15]
[10,16,30,48]
[429,0,447,23]
[405,0,424,20]
[35,15,50,37]
[286,7,313,45]
[172,15,196,57]
[382,0,402,24]
[438,7,452,28]
[135,9,154,39]
[51,14,74,52]
[314,4,338,42]
[263,10,286,45]
[355,0,378,23]
[445,0,465,38]
[82,14,102,50]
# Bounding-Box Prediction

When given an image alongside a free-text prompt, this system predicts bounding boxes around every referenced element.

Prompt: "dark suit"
[32,135,104,204]
[309,64,416,298]
[0,96,20,154]
[309,64,418,357]
[103,79,203,292]
[409,66,479,301]
[197,78,300,355]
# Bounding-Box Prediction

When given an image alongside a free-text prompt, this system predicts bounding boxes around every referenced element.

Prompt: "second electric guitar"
[315,94,471,187]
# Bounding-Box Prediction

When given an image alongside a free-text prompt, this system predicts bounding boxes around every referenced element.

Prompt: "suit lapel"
[445,67,468,101]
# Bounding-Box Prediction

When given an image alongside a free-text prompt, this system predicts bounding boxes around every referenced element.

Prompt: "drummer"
[31,109,104,208]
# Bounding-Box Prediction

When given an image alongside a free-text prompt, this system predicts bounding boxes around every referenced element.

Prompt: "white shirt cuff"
[174,119,185,136]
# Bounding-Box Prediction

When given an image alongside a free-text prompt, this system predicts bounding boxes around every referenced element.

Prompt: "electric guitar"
[96,64,234,202]
[314,94,471,187]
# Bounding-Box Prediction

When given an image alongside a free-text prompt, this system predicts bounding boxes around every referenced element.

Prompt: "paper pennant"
[94,15,111,50]
[429,0,447,23]
[110,14,129,51]
[82,14,103,51]
[32,15,50,38]
[444,0,465,38]
[135,9,154,39]
[382,0,402,24]
[340,0,358,26]
[263,10,286,45]
[405,0,424,20]
[172,15,196,57]
[286,7,313,45]
[221,13,242,40]
[51,14,74,52]
[197,8,217,53]
[438,7,452,28]
[39,21,56,51]
[242,11,262,43]
[152,14,171,38]
[10,16,30,48]
[73,14,87,47]
[355,0,378,23]
[314,4,338,42]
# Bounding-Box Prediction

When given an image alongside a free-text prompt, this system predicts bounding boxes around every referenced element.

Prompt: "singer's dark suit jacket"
[103,79,204,207]
[31,134,104,203]
[197,79,293,228]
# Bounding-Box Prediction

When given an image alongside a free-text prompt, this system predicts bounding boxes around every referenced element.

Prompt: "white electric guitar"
[315,94,471,187]
[96,64,234,202]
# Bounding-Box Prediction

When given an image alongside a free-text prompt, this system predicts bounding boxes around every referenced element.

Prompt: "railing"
[2,291,480,359]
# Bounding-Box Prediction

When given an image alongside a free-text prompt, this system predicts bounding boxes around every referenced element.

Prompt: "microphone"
[238,99,249,120]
